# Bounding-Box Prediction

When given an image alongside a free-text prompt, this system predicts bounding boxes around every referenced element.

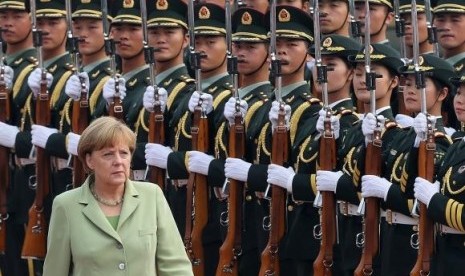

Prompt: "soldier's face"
[37,17,67,52]
[312,56,353,96]
[319,0,349,35]
[242,0,269,13]
[275,38,309,76]
[455,84,465,123]
[233,41,269,75]
[434,13,465,51]
[0,10,31,44]
[148,27,188,62]
[72,18,105,57]
[353,63,397,104]
[111,24,144,59]
[195,35,227,72]
[355,3,391,37]
[402,12,428,47]
[402,75,447,113]
[277,0,309,11]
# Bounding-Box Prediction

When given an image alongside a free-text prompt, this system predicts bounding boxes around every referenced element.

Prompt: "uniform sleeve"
[247,164,269,192]
[14,130,33,158]
[291,172,317,202]
[428,193,465,232]
[208,158,226,188]
[167,151,189,179]
[46,133,69,159]
[43,197,72,276]
[155,186,194,276]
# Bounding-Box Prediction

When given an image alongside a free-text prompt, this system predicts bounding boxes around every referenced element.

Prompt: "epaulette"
[257,91,269,102]
[385,121,398,130]
[64,62,74,71]
[178,74,195,83]
[104,67,113,76]
[26,56,38,65]
[435,131,453,144]
[222,81,234,91]
[144,77,151,86]
[307,96,321,104]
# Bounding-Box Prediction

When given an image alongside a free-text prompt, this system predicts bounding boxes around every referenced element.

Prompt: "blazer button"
[118,263,125,270]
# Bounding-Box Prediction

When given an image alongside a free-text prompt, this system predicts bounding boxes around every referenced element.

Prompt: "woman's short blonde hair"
[77,117,136,172]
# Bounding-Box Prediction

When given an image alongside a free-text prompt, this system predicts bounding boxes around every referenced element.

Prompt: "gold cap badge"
[278,9,290,22]
[123,0,134,8]
[81,0,91,3]
[322,37,332,48]
[199,6,210,19]
[156,0,168,10]
[242,11,252,25]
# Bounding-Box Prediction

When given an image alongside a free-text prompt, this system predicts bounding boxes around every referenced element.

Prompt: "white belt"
[52,157,70,171]
[339,202,359,216]
[440,225,465,235]
[382,209,418,225]
[16,157,35,166]
[132,170,146,181]
[171,179,188,187]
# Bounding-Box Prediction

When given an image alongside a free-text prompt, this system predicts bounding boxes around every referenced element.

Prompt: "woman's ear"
[438,86,448,102]
[390,75,399,89]
[86,153,94,171]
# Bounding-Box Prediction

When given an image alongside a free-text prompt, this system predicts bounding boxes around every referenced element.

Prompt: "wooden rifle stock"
[410,135,435,276]
[22,76,50,260]
[217,111,245,276]
[313,117,337,276]
[185,105,209,276]
[354,131,382,276]
[148,103,165,189]
[0,68,10,253]
[109,76,123,120]
[71,84,89,188]
[259,111,288,276]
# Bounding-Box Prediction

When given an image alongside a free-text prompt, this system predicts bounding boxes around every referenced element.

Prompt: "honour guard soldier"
[267,34,361,275]
[277,0,310,11]
[354,0,394,45]
[318,0,351,36]
[413,74,465,275]
[361,54,455,275]
[316,43,403,275]
[433,0,465,76]
[0,1,35,275]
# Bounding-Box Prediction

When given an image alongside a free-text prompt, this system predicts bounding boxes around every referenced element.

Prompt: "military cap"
[111,0,142,25]
[434,0,465,14]
[0,0,29,11]
[194,3,226,36]
[399,0,425,13]
[265,5,314,43]
[450,75,465,86]
[72,0,111,20]
[399,54,457,91]
[310,34,361,58]
[354,0,393,9]
[36,0,66,18]
[349,43,403,74]
[146,0,187,29]
[232,8,268,42]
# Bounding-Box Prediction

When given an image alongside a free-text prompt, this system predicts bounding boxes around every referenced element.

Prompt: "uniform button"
[287,205,294,212]
[118,263,125,270]
[116,243,123,249]
[246,195,252,201]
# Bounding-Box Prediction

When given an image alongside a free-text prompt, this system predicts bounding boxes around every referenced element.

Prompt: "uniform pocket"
[139,227,157,236]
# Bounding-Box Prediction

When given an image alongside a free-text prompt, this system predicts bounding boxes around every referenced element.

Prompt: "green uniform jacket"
[43,177,193,276]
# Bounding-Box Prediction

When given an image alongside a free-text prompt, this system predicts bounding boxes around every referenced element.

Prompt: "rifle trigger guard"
[313,223,322,240]
[410,232,419,249]
[262,215,271,231]
[220,211,229,227]
[28,175,37,190]
[420,270,430,276]
[356,232,365,248]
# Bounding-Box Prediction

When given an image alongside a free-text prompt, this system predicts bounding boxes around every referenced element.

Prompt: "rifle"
[424,0,439,57]
[66,0,89,188]
[0,27,10,254]
[312,1,337,275]
[140,0,165,189]
[184,1,209,275]
[217,1,244,274]
[259,1,287,274]
[354,0,382,274]
[22,0,50,260]
[101,0,123,119]
[410,0,435,274]
[349,0,364,113]
[393,0,409,116]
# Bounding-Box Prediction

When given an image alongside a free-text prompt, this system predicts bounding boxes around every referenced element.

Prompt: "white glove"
[224,157,252,182]
[267,164,295,193]
[103,77,127,104]
[187,151,214,175]
[224,97,248,126]
[145,143,173,169]
[361,175,392,200]
[316,109,340,140]
[414,177,439,207]
[188,91,213,114]
[143,86,168,113]
[66,132,80,156]
[362,113,385,144]
[31,125,58,149]
[269,100,291,131]
[2,65,14,89]
[65,72,90,101]
[316,170,343,192]
[0,122,19,148]
[413,113,437,147]
[395,114,414,128]
[27,68,53,98]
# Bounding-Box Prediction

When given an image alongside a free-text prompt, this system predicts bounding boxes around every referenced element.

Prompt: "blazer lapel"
[117,180,140,230]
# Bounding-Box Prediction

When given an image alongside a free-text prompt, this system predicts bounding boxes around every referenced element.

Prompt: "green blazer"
[43,178,193,276]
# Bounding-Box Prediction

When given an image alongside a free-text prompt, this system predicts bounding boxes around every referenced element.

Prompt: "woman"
[414,74,465,276]
[43,117,193,276]
[361,54,455,275]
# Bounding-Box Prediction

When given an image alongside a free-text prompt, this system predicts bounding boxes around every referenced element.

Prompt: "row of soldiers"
[0,0,465,275]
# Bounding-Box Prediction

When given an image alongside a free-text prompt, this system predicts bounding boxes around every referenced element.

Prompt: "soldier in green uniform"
[316,43,403,275]
[144,3,233,275]
[102,0,150,180]
[63,0,114,162]
[355,0,394,45]
[140,0,195,232]
[433,0,465,76]
[266,34,361,275]
[360,54,455,275]
[413,74,465,275]
[0,2,35,274]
